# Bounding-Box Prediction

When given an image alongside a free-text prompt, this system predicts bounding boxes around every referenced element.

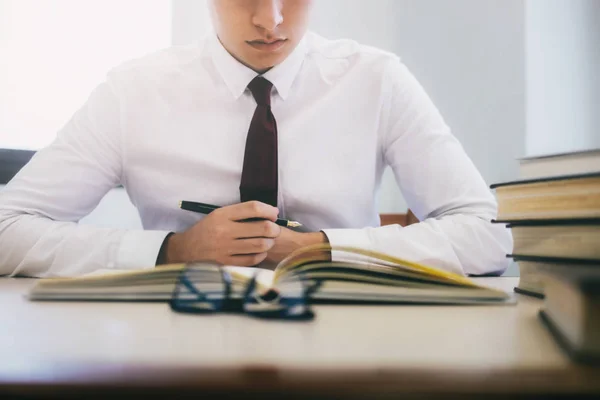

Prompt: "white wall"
[80,188,142,229]
[525,0,600,156]
[0,0,172,150]
[171,0,211,45]
[310,0,526,212]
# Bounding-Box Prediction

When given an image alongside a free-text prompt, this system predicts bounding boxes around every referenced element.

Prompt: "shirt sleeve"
[322,57,513,276]
[0,77,170,277]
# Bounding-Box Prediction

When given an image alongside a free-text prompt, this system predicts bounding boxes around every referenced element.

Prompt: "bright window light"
[0,0,172,150]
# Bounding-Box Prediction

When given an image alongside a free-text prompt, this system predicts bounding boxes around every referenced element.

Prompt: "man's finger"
[231,220,281,239]
[225,201,278,222]
[228,238,275,255]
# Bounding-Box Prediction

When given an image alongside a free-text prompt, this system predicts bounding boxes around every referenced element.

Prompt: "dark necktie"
[239,77,278,207]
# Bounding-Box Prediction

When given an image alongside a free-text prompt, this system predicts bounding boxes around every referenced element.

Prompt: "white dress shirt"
[0,32,512,278]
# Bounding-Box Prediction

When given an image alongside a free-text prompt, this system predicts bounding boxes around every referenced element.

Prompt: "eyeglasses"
[169,263,315,321]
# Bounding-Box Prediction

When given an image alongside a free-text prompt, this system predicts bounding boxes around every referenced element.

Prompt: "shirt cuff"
[114,230,172,271]
[320,228,372,262]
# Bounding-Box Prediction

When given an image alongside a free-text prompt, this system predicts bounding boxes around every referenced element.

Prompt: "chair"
[379,209,419,227]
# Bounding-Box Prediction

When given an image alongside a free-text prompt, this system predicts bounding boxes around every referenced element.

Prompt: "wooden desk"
[0,277,598,399]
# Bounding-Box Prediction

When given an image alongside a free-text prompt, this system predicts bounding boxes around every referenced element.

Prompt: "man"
[0,0,512,277]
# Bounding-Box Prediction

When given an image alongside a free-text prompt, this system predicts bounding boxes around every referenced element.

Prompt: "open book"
[28,245,511,305]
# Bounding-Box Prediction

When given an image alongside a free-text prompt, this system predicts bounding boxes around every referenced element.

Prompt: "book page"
[225,266,275,290]
[82,269,130,277]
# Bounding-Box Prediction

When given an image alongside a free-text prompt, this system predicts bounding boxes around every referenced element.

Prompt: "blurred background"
[1,0,599,276]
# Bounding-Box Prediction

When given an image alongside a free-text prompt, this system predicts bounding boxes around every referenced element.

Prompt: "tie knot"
[248,77,273,106]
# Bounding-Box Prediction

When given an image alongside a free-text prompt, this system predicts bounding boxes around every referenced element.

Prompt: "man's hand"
[261,228,329,269]
[165,201,281,266]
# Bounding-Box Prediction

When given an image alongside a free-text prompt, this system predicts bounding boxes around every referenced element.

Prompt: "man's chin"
[246,55,286,73]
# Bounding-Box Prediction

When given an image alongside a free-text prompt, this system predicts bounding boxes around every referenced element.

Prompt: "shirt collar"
[209,34,307,101]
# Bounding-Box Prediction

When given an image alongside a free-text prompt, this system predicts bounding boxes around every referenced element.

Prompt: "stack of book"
[491,149,600,364]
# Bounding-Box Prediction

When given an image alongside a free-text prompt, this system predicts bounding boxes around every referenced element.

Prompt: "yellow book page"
[273,244,479,288]
[36,264,186,286]
[34,264,274,294]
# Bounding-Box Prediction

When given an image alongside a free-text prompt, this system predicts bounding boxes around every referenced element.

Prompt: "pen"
[179,201,302,228]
